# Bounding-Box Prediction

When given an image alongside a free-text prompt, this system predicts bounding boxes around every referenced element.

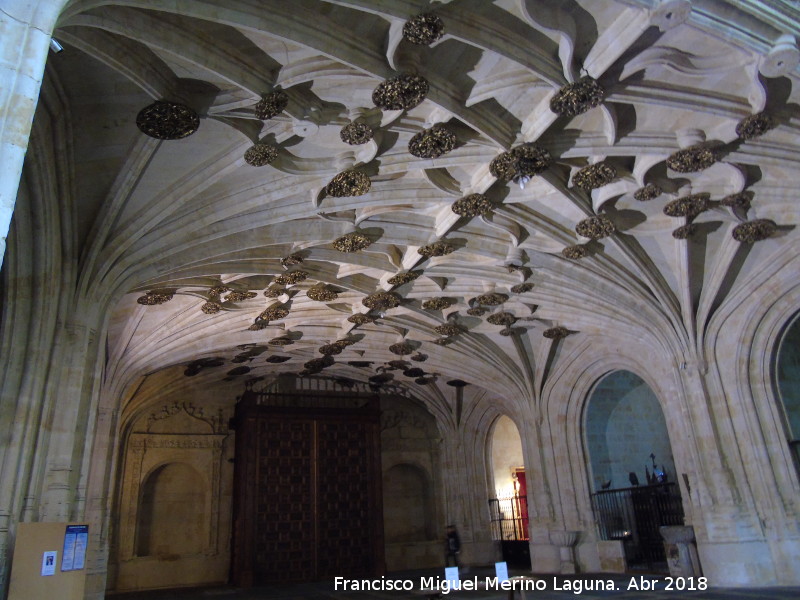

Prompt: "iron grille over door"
[489,494,529,541]
[489,494,531,568]
[590,482,684,570]
[231,392,384,585]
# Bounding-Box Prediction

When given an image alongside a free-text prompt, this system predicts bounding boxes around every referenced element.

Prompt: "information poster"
[60,525,88,572]
[41,551,57,576]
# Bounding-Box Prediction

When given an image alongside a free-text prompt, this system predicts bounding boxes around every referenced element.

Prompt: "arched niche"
[379,394,443,571]
[136,462,206,557]
[584,370,675,491]
[775,312,800,468]
[383,463,434,543]
[488,414,529,565]
[489,415,525,498]
[112,400,230,592]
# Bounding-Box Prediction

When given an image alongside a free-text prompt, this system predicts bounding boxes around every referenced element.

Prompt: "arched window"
[136,462,206,557]
[584,370,674,491]
[776,313,800,471]
[584,370,683,571]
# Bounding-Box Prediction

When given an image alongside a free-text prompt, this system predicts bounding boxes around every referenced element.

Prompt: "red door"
[515,469,529,539]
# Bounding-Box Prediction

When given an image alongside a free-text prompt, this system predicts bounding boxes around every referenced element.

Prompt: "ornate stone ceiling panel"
[49,0,800,412]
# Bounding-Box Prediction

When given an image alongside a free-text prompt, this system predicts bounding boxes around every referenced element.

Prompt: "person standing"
[445,525,461,568]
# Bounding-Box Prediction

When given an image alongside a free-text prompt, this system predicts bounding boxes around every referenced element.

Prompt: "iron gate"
[489,494,530,568]
[590,482,684,570]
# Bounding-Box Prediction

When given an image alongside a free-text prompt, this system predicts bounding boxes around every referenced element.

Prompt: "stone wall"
[380,395,444,570]
[108,391,447,588]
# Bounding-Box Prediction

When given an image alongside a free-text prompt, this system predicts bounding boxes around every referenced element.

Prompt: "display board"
[8,522,89,600]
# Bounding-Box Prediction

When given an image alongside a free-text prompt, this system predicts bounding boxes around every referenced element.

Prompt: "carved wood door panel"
[254,418,315,581]
[316,419,377,577]
[232,397,383,585]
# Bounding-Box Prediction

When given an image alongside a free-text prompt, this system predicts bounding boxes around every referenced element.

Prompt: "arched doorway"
[487,415,530,567]
[776,313,800,474]
[584,370,683,571]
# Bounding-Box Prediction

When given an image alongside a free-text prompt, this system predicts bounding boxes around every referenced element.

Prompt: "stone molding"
[129,436,225,450]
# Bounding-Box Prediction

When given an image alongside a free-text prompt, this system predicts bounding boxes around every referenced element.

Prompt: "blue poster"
[61,525,89,571]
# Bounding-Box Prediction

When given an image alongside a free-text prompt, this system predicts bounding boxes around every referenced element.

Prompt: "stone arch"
[583,370,676,492]
[708,245,800,489]
[135,461,207,557]
[709,254,800,508]
[774,311,800,475]
[542,345,693,528]
[488,414,525,498]
[486,413,530,568]
[695,248,800,584]
[580,369,684,572]
[531,343,695,574]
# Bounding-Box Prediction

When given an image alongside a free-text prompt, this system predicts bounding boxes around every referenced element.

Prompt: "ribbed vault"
[40,0,800,418]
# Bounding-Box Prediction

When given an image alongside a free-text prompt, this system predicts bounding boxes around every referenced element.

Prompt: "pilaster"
[0,0,67,268]
[438,422,496,566]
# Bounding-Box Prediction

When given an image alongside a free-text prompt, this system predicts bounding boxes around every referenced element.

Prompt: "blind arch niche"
[136,462,207,557]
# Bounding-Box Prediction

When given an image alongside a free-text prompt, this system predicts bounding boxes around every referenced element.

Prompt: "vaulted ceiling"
[41,0,800,418]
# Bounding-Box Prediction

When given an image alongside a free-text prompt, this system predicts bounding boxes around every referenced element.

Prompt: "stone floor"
[107,568,800,600]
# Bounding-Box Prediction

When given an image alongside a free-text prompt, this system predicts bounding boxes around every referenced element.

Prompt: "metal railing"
[489,494,531,568]
[590,482,684,568]
[489,494,529,541]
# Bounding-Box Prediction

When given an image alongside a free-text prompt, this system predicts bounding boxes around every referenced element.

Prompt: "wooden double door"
[231,395,384,585]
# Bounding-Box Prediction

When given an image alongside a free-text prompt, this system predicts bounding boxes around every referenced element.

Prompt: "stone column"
[0,0,66,268]
[673,362,790,585]
[39,319,102,523]
[438,422,497,566]
[83,403,120,600]
[519,410,562,574]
